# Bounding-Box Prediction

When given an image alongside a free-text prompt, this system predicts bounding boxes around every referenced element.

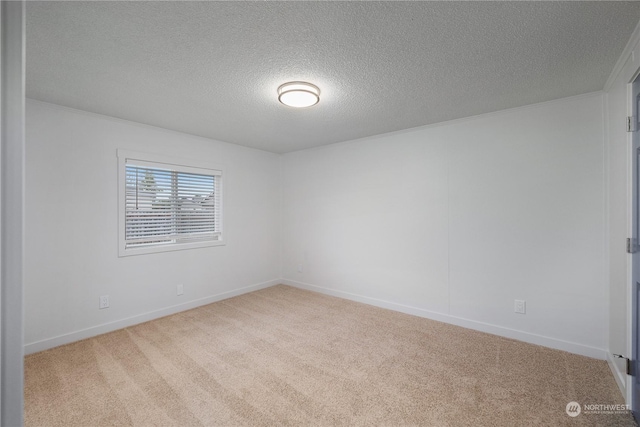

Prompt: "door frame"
[627,57,640,416]
[0,1,25,425]
[629,71,640,418]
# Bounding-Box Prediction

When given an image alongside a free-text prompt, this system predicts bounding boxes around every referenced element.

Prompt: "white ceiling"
[26,1,640,154]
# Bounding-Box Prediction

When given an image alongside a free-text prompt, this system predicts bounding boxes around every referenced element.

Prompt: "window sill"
[118,239,225,257]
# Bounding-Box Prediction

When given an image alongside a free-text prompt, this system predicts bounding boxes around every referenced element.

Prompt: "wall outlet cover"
[99,295,109,309]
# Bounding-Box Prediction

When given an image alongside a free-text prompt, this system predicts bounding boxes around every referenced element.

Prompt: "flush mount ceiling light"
[277,81,320,108]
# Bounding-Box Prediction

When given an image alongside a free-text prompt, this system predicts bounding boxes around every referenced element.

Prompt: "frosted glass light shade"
[277,82,320,108]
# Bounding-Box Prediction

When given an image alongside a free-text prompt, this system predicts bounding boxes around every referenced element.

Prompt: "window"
[118,150,224,256]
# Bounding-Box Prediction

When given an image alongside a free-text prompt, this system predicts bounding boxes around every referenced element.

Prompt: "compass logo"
[566,401,581,417]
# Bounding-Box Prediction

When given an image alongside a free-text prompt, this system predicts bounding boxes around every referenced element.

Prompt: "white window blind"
[123,158,222,252]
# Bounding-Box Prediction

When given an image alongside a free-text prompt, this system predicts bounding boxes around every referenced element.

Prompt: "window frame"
[117,149,225,257]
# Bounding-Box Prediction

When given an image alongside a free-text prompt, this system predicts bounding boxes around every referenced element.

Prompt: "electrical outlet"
[297,264,304,273]
[99,295,109,309]
[177,284,184,296]
[514,299,526,314]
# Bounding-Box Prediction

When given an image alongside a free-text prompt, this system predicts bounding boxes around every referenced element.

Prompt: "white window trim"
[117,149,225,257]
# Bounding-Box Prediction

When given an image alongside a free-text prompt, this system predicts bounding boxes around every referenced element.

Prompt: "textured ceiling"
[26,1,640,153]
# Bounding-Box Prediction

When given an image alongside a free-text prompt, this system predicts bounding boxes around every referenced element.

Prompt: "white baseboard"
[282,279,607,360]
[24,279,281,355]
[27,278,609,361]
[607,352,628,397]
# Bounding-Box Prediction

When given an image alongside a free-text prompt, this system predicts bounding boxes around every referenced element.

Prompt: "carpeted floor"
[25,285,636,426]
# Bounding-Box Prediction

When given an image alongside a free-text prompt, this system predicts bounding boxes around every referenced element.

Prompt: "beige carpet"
[25,285,635,426]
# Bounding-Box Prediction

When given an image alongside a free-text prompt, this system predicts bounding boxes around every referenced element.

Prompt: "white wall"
[24,100,282,353]
[282,93,607,358]
[604,21,640,401]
